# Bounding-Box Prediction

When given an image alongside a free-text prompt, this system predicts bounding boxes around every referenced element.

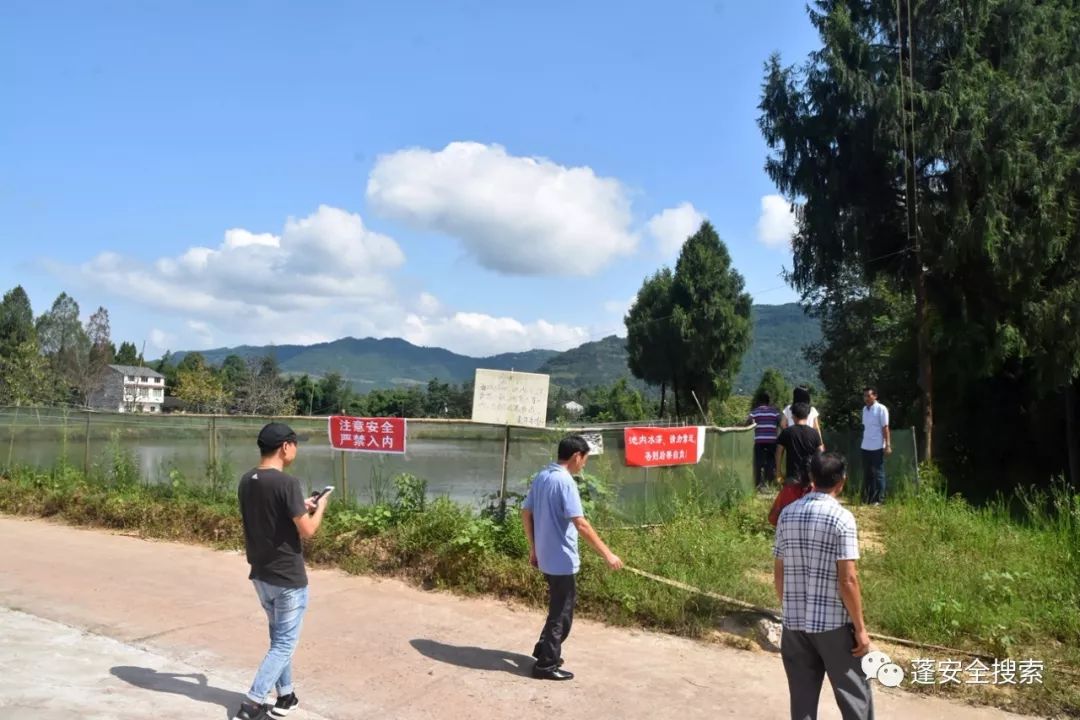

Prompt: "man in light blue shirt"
[522,435,623,680]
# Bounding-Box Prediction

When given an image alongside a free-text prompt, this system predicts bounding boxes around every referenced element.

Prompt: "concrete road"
[0,516,1031,719]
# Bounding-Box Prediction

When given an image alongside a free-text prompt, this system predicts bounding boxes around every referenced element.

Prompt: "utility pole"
[898,0,932,461]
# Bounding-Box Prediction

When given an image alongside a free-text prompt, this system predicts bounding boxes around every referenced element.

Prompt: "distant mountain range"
[170,303,820,393]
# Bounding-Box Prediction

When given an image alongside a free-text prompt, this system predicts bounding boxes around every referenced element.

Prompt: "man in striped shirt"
[746,392,782,491]
[774,452,874,720]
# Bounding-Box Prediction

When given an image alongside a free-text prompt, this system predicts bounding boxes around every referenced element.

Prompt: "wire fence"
[0,406,918,522]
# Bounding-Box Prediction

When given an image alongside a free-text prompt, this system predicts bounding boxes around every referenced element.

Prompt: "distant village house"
[89,365,166,413]
[562,400,584,416]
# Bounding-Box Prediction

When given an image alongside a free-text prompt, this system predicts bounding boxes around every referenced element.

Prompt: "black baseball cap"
[257,422,305,453]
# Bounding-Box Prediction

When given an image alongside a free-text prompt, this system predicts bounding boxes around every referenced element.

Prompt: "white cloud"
[604,295,637,317]
[403,311,588,357]
[147,328,173,353]
[366,141,637,276]
[756,194,799,248]
[647,202,706,256]
[51,205,595,357]
[416,292,442,316]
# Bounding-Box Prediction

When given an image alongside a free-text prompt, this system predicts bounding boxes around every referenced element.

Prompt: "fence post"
[643,466,650,524]
[340,451,348,503]
[83,410,91,475]
[498,425,511,518]
[911,426,919,488]
[209,415,219,495]
[7,405,19,469]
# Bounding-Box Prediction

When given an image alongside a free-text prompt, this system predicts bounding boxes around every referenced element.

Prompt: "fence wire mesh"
[0,406,917,522]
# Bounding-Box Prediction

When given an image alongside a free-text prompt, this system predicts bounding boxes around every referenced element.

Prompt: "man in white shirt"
[860,387,891,505]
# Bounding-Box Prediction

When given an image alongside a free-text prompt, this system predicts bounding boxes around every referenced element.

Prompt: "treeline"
[758,0,1080,490]
[0,287,139,407]
[0,284,695,421]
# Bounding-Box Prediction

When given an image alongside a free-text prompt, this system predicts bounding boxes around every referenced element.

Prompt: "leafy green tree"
[73,306,114,406]
[583,378,648,422]
[114,341,140,365]
[670,221,753,416]
[0,286,55,405]
[359,387,424,417]
[0,340,57,406]
[153,351,179,394]
[292,374,317,415]
[759,0,1080,466]
[626,268,679,416]
[805,278,918,430]
[177,351,207,373]
[35,292,88,402]
[313,372,354,415]
[0,286,36,352]
[233,355,294,415]
[422,378,453,417]
[175,364,227,414]
[219,353,250,408]
[752,369,791,411]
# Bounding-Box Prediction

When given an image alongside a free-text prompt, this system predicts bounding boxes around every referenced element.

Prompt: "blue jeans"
[247,580,308,703]
[862,449,886,504]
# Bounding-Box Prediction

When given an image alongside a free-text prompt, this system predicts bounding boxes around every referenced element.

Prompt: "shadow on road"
[110,666,246,719]
[410,639,534,676]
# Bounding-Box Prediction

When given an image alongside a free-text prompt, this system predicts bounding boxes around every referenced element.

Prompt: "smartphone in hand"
[310,485,335,502]
[308,486,335,513]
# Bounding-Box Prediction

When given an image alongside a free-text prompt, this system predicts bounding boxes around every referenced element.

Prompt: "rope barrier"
[626,565,1080,678]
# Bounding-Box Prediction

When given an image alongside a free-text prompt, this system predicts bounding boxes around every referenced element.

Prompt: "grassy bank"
[1,457,1078,716]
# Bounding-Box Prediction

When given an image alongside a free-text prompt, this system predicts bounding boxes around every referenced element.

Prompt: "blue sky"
[1,1,818,358]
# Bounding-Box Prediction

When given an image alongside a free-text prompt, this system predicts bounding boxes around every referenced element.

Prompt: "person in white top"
[781,386,823,438]
[860,387,891,505]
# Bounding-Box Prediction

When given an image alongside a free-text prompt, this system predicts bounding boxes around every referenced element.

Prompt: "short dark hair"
[790,402,810,420]
[757,392,771,406]
[557,435,591,461]
[863,386,878,396]
[793,386,811,405]
[810,452,846,489]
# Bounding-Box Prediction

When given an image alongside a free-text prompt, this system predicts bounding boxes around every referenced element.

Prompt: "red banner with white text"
[328,416,407,454]
[623,426,705,467]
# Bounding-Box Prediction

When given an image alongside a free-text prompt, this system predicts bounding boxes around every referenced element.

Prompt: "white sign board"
[471,369,550,428]
[581,432,604,456]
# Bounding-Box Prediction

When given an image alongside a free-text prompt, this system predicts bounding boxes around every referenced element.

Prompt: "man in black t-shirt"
[775,402,825,486]
[232,422,330,720]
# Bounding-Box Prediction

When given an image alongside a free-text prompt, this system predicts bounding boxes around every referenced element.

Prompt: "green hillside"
[172,338,555,389]
[737,304,821,391]
[169,304,819,392]
[536,335,637,388]
[531,304,820,393]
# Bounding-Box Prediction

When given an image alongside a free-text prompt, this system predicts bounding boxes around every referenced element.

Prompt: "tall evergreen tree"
[670,221,753,416]
[115,341,140,365]
[0,286,36,353]
[759,0,1080,471]
[625,268,679,416]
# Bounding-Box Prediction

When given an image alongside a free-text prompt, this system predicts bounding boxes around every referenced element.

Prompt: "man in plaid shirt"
[774,452,874,720]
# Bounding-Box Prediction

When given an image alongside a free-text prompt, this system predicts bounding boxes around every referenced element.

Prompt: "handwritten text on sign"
[471,369,550,428]
[328,416,407,454]
[623,426,705,467]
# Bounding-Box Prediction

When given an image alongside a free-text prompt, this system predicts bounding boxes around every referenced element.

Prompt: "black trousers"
[861,449,886,504]
[532,573,576,671]
[754,442,777,489]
